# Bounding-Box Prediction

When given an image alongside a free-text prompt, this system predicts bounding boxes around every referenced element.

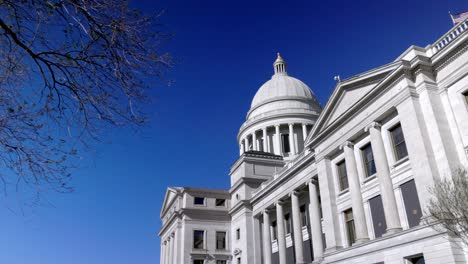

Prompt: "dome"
[251,74,315,108]
[246,53,321,121]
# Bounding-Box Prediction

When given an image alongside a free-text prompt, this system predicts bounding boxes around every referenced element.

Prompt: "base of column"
[324,246,342,254]
[383,227,403,236]
[355,237,370,244]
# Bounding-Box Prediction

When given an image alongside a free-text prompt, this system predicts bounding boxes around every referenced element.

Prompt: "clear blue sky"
[1,0,466,263]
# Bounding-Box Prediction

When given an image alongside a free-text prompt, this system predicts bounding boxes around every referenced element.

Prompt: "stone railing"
[431,17,468,55]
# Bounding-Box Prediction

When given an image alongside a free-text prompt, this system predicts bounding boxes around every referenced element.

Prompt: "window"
[281,134,290,153]
[344,209,356,246]
[407,255,425,264]
[463,90,468,105]
[216,261,227,264]
[194,260,204,264]
[237,257,241,264]
[215,199,226,207]
[361,143,376,177]
[369,195,387,238]
[300,205,308,227]
[194,197,205,205]
[193,230,204,249]
[401,180,422,228]
[389,124,408,161]
[271,221,277,240]
[285,213,292,234]
[337,160,349,191]
[236,228,240,240]
[216,231,226,250]
[260,138,264,151]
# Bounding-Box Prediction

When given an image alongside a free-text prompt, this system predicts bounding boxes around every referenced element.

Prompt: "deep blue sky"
[1,1,466,263]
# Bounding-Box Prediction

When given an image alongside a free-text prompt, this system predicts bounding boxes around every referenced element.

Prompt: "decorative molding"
[339,141,354,150]
[364,121,382,132]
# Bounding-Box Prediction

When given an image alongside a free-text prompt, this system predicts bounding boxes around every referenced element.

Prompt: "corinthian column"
[275,201,287,264]
[291,191,305,263]
[275,125,281,155]
[262,209,272,264]
[288,123,296,155]
[365,122,402,234]
[308,179,324,260]
[253,132,257,151]
[263,127,268,152]
[341,141,369,243]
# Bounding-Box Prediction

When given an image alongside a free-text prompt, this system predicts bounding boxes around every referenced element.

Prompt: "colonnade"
[160,231,176,264]
[258,179,324,264]
[239,123,311,156]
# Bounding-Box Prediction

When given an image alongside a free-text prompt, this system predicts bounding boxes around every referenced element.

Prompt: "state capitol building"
[158,17,468,264]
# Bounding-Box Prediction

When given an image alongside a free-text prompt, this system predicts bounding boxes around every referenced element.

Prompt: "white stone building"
[159,18,468,264]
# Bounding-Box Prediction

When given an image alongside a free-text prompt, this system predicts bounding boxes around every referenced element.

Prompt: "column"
[275,201,287,264]
[262,210,272,264]
[160,242,166,264]
[275,125,281,155]
[341,141,369,243]
[291,191,305,263]
[172,232,177,264]
[288,123,296,155]
[302,123,308,143]
[167,236,172,264]
[263,127,268,152]
[366,122,402,234]
[245,137,250,151]
[254,215,263,264]
[253,132,257,151]
[240,141,244,155]
[308,179,324,260]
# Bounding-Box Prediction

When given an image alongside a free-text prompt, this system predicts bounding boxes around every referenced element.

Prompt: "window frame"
[344,208,356,246]
[215,231,227,250]
[193,197,206,206]
[463,90,468,106]
[193,230,205,249]
[193,260,205,264]
[215,198,226,207]
[389,123,408,162]
[300,204,308,227]
[271,220,277,240]
[361,143,376,178]
[337,160,349,191]
[236,228,240,240]
[284,213,292,234]
[281,134,290,153]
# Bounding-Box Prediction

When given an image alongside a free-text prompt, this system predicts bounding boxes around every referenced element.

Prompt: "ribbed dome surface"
[251,74,316,108]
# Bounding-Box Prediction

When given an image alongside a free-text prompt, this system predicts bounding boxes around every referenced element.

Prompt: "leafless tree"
[428,167,468,247]
[0,1,171,202]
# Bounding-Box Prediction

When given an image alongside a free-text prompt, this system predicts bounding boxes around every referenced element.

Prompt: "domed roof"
[251,74,315,108]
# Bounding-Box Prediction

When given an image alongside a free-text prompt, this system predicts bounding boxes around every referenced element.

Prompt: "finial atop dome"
[273,52,287,76]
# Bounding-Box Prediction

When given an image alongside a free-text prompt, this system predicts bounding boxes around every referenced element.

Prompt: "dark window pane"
[337,161,349,191]
[410,256,425,264]
[285,213,291,234]
[215,199,226,207]
[390,124,408,161]
[369,195,387,238]
[361,144,376,177]
[216,232,226,249]
[464,90,468,105]
[300,205,308,227]
[216,261,227,264]
[236,228,240,240]
[344,209,356,245]
[282,134,290,153]
[401,180,422,228]
[271,221,277,240]
[194,197,205,205]
[194,260,204,264]
[193,230,204,249]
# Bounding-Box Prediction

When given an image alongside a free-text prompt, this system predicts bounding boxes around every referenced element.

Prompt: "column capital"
[339,140,354,150]
[274,200,286,206]
[275,124,281,128]
[288,123,294,127]
[289,190,302,197]
[364,121,382,132]
[170,232,175,237]
[308,177,319,186]
[263,208,271,215]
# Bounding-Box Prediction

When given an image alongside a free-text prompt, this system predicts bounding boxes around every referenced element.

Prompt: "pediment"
[160,187,181,217]
[305,63,400,146]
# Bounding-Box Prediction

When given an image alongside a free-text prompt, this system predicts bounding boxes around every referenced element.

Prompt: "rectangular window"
[361,143,376,177]
[337,160,349,191]
[236,228,240,240]
[193,230,204,249]
[271,221,277,240]
[401,180,422,228]
[369,195,387,238]
[300,205,308,227]
[344,209,356,246]
[216,231,226,250]
[281,134,290,153]
[194,260,204,264]
[215,199,226,207]
[216,261,227,264]
[237,257,241,264]
[285,213,292,234]
[463,90,468,105]
[194,197,205,205]
[390,124,408,161]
